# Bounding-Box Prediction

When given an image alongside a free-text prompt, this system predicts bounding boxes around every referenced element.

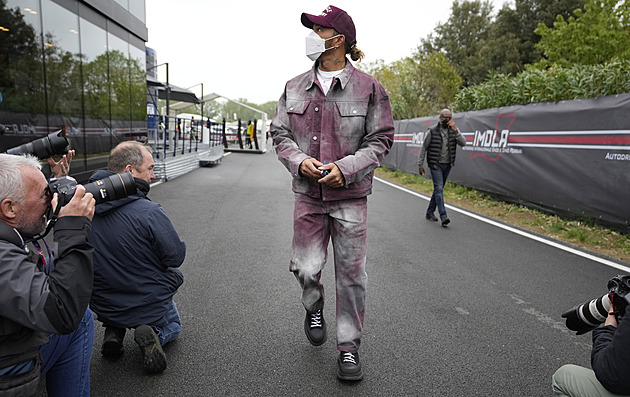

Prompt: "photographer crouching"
[553,276,630,396]
[0,153,95,396]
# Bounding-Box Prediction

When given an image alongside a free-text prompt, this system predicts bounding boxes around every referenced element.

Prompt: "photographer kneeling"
[553,301,630,396]
[0,154,95,396]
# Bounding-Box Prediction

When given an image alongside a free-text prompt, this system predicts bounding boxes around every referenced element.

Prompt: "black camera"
[562,275,630,335]
[4,130,69,159]
[48,171,136,207]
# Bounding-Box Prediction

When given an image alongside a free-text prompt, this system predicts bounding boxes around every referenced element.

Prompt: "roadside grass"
[375,167,630,263]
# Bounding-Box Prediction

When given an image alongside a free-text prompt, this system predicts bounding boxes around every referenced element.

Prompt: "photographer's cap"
[301,5,356,47]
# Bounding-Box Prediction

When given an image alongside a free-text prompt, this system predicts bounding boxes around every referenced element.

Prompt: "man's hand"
[419,167,425,176]
[47,150,75,177]
[318,162,345,188]
[53,185,95,221]
[447,119,457,131]
[299,158,325,179]
[605,303,619,327]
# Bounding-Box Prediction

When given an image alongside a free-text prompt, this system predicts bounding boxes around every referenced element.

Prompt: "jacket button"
[313,136,318,141]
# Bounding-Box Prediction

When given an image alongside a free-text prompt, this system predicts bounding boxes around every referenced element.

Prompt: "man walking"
[270,5,394,381]
[418,109,467,226]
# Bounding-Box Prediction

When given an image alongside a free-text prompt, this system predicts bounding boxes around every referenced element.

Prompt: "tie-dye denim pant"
[290,193,368,353]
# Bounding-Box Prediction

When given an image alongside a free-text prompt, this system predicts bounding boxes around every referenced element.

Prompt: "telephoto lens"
[49,171,136,207]
[562,294,611,335]
[85,171,136,205]
[5,131,69,159]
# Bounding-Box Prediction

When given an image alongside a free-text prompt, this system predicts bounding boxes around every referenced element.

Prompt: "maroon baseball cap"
[301,5,357,47]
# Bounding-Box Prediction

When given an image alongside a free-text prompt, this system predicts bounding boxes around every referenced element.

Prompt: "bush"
[453,60,630,111]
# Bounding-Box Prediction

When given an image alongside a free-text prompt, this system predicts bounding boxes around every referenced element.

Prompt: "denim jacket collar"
[307,59,355,92]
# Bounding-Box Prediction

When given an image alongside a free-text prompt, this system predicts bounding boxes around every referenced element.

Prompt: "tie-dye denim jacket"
[271,60,394,201]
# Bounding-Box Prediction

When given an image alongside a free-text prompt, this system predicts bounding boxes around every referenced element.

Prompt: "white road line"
[375,176,630,273]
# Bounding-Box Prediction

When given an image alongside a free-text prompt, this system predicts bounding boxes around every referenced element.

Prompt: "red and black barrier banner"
[384,93,630,231]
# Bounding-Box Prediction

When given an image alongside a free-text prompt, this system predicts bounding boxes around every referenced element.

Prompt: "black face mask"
[440,119,450,127]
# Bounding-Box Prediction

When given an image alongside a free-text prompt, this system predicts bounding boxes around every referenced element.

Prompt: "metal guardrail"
[149,115,225,181]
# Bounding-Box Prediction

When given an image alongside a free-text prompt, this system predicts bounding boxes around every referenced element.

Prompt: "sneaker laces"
[341,352,357,365]
[309,310,323,328]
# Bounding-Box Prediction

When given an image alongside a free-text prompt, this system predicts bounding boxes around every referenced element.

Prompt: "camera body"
[48,171,136,207]
[562,275,630,335]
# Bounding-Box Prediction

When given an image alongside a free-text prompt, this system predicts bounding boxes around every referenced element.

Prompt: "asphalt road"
[80,148,628,396]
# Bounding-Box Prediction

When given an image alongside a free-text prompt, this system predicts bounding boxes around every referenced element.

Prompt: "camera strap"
[609,292,621,324]
[30,239,52,275]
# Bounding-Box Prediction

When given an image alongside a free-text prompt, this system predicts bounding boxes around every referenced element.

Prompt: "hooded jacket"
[0,216,93,364]
[88,170,185,328]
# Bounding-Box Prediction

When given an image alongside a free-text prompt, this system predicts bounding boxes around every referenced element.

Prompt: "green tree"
[363,53,461,120]
[421,0,494,86]
[419,0,586,85]
[535,0,630,67]
[416,52,463,115]
[493,0,586,69]
[177,100,223,121]
[258,101,278,119]
[222,98,266,122]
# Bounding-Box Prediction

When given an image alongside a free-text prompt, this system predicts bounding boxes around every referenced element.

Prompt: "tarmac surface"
[74,146,627,396]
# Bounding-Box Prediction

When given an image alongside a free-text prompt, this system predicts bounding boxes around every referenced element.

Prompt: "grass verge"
[375,167,630,263]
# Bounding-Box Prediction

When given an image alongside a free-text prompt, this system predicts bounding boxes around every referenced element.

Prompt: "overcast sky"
[145,0,511,105]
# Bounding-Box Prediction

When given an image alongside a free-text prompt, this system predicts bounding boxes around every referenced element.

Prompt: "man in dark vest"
[418,109,467,226]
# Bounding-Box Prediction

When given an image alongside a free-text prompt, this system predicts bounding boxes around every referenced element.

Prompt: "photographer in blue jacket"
[88,142,186,374]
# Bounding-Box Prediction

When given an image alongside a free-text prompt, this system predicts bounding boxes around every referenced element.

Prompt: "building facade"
[0,0,147,181]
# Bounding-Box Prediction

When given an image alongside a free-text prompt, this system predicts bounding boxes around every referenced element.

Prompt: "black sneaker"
[304,309,327,346]
[426,213,438,222]
[101,326,126,357]
[337,351,363,381]
[134,325,167,374]
[441,218,451,227]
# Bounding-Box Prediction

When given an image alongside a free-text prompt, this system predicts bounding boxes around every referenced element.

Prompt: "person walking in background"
[88,142,186,374]
[418,108,467,227]
[270,5,394,381]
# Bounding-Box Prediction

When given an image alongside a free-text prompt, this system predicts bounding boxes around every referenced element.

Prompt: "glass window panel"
[129,43,146,142]
[79,16,111,161]
[108,30,131,136]
[41,0,82,119]
[129,43,146,122]
[80,17,109,121]
[0,0,46,141]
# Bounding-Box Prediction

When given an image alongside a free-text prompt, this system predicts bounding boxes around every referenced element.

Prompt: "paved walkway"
[82,149,627,396]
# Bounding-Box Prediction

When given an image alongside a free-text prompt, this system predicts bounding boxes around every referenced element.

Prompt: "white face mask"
[305,31,340,61]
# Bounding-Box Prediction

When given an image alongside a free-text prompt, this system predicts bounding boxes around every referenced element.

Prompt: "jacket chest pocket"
[335,101,368,138]
[286,99,311,132]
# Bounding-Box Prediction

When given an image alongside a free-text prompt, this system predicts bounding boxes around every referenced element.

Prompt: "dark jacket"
[88,170,186,328]
[0,217,93,363]
[591,309,630,394]
[427,124,458,168]
[417,123,467,169]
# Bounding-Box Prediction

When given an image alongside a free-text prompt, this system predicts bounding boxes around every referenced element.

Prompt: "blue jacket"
[88,170,185,328]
